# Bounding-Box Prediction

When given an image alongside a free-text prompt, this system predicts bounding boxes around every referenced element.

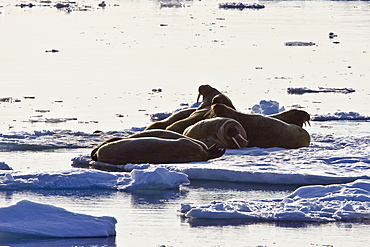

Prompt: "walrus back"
[145,108,196,130]
[95,137,210,165]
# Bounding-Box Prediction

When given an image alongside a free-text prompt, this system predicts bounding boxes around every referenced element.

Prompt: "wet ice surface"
[0,167,190,191]
[181,179,370,222]
[0,200,116,238]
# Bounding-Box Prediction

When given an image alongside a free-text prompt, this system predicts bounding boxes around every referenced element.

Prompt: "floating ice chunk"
[287,87,355,95]
[0,167,189,191]
[218,2,265,9]
[0,200,116,238]
[160,1,183,8]
[250,100,285,115]
[285,41,316,46]
[312,111,370,121]
[0,162,12,170]
[118,167,190,191]
[0,169,127,190]
[181,179,370,222]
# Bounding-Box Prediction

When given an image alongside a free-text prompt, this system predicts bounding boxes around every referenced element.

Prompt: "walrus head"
[274,109,311,127]
[206,144,226,160]
[293,109,311,127]
[196,85,222,110]
[224,123,249,148]
[211,94,236,110]
[205,103,233,119]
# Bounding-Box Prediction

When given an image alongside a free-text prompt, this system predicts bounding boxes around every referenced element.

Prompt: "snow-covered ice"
[71,132,370,186]
[287,87,355,95]
[0,167,189,191]
[181,179,370,222]
[0,200,116,238]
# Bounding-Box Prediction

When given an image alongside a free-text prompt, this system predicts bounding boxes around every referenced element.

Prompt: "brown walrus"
[93,137,225,165]
[91,129,210,160]
[183,117,248,149]
[166,85,233,133]
[145,108,196,130]
[208,104,310,149]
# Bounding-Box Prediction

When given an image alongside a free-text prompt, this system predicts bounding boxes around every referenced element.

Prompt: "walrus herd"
[91,85,311,166]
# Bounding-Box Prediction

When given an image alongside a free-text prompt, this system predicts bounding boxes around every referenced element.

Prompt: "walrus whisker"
[232,137,241,149]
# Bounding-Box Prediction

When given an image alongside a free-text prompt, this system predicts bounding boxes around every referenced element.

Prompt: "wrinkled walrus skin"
[90,129,209,160]
[270,109,310,127]
[183,117,248,149]
[208,104,310,149]
[94,137,225,165]
[166,85,233,134]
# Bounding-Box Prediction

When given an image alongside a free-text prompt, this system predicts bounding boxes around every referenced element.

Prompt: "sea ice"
[0,167,189,191]
[0,162,12,170]
[181,179,370,222]
[0,200,116,237]
[287,87,355,95]
[250,100,285,115]
[71,131,370,186]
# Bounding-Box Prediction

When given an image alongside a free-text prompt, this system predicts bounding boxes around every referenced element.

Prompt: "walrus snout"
[206,144,226,160]
[225,124,249,148]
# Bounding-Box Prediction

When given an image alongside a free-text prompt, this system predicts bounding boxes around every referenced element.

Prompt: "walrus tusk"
[238,134,248,144]
[231,137,242,149]
[304,121,311,127]
[196,93,201,104]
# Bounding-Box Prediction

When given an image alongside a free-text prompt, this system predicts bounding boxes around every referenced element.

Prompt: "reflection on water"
[0,232,116,247]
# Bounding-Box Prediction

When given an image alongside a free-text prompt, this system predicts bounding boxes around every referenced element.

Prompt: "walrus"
[91,129,210,160]
[145,108,196,130]
[211,94,236,110]
[93,137,225,165]
[207,104,310,149]
[270,109,310,127]
[183,117,248,149]
[166,85,233,133]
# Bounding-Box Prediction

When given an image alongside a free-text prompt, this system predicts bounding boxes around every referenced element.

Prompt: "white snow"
[0,167,189,191]
[181,179,370,222]
[0,200,116,238]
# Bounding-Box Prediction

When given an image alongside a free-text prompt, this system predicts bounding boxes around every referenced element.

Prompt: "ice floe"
[0,200,116,238]
[285,41,316,46]
[181,179,370,222]
[0,167,189,191]
[218,2,265,10]
[70,131,370,186]
[312,111,370,121]
[288,87,355,95]
[250,100,285,115]
[0,162,12,170]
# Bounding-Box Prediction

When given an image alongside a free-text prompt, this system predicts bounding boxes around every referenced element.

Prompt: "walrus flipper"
[206,144,226,160]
